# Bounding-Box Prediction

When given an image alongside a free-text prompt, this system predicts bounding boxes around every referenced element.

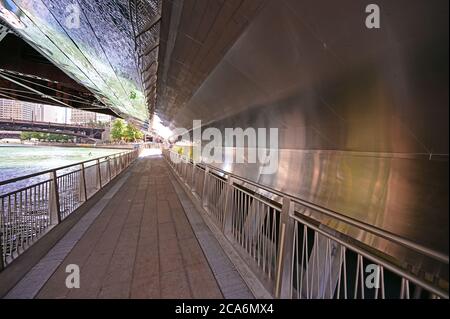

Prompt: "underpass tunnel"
[163,0,449,283]
[0,0,448,298]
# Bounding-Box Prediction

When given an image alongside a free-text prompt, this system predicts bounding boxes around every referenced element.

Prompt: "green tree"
[20,131,71,142]
[111,119,126,141]
[135,127,144,141]
[31,132,45,141]
[124,123,143,142]
[47,133,58,142]
[20,132,33,140]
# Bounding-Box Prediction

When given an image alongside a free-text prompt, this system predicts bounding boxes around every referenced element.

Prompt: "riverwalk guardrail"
[0,147,143,270]
[163,150,449,299]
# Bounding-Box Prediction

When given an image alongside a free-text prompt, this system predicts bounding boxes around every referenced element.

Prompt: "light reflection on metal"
[0,0,25,29]
[0,0,163,123]
[170,0,449,281]
[130,0,162,118]
[165,149,449,298]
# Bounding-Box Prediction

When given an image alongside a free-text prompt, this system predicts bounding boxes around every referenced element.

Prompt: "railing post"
[184,162,191,188]
[223,176,234,236]
[107,157,112,182]
[0,198,4,270]
[96,159,102,189]
[182,160,187,181]
[48,171,61,225]
[184,159,189,183]
[79,163,87,202]
[0,231,4,272]
[202,167,210,208]
[275,197,295,298]
[175,158,179,174]
[180,159,185,180]
[191,164,196,192]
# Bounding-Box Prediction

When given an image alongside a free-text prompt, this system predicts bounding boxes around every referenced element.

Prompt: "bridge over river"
[0,119,105,140]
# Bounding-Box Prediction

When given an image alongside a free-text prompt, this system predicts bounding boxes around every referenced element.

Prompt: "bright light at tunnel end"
[152,115,173,139]
[139,148,162,158]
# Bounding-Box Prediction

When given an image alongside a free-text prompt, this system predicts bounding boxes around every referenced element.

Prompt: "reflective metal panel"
[0,0,159,122]
[172,0,448,277]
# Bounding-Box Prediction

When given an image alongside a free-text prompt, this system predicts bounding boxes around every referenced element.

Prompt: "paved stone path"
[35,156,225,298]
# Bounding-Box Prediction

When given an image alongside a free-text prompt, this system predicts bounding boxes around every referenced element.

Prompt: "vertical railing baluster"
[0,197,4,271]
[107,157,112,183]
[96,159,102,190]
[191,164,196,192]
[48,171,61,225]
[276,197,295,298]
[223,176,234,236]
[201,167,210,208]
[80,163,87,202]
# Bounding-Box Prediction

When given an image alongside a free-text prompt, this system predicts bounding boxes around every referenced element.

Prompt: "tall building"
[70,108,97,124]
[96,113,112,123]
[0,99,70,123]
[0,99,36,121]
[34,104,60,123]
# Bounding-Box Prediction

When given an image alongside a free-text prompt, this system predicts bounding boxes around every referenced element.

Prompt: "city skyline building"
[70,108,96,125]
[0,99,112,125]
[0,99,35,121]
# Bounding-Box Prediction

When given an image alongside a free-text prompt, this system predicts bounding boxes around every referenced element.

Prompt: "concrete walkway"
[5,155,253,299]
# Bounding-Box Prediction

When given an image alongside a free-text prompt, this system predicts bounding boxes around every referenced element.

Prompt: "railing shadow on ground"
[163,150,449,299]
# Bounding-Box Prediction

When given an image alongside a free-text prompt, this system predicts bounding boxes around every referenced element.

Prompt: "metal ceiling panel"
[0,0,157,122]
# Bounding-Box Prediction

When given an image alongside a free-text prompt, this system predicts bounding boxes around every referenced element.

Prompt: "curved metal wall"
[173,0,449,276]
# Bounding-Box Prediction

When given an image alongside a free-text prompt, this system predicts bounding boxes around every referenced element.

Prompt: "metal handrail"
[0,150,132,187]
[0,147,142,269]
[168,150,449,265]
[165,149,449,299]
[290,212,449,299]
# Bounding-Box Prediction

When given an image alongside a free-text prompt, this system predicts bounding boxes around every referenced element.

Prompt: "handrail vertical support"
[0,198,4,271]
[275,197,295,298]
[0,231,4,272]
[202,167,210,208]
[96,159,102,189]
[107,157,112,182]
[80,163,87,201]
[180,159,185,180]
[191,164,196,193]
[48,171,61,225]
[223,176,234,236]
